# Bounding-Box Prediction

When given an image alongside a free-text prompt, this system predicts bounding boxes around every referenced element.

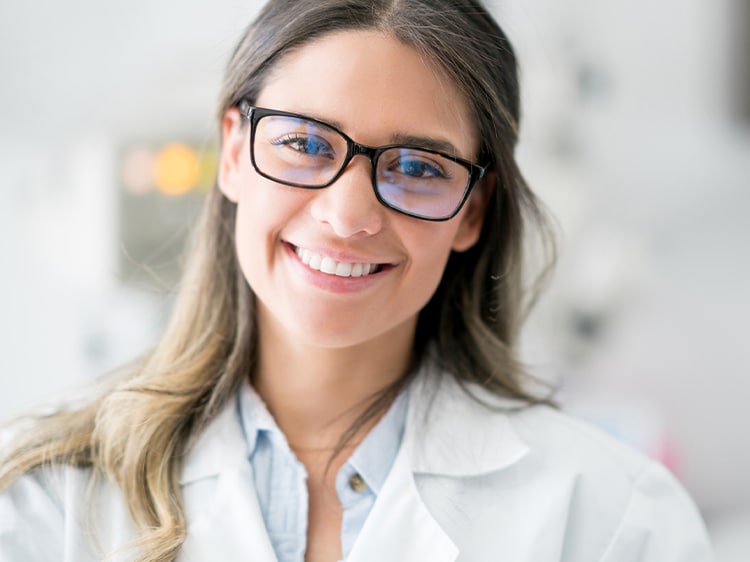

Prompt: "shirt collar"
[179,394,249,485]
[236,381,284,458]
[236,381,408,497]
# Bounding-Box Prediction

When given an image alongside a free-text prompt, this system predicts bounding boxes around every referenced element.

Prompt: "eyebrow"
[389,133,460,156]
[291,109,463,157]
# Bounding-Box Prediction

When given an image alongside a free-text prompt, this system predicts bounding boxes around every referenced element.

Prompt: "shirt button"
[348,473,367,493]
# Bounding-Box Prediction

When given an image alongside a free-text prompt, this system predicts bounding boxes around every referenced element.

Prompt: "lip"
[283,242,394,293]
[288,242,392,265]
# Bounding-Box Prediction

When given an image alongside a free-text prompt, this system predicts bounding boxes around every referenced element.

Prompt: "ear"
[451,170,496,252]
[217,107,246,203]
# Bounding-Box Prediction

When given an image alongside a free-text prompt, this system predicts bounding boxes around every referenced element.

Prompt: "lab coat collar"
[179,464,279,561]
[178,402,280,560]
[403,359,530,477]
[179,399,249,485]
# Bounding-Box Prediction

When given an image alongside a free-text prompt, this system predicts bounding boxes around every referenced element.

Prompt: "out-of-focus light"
[121,147,155,194]
[155,143,200,196]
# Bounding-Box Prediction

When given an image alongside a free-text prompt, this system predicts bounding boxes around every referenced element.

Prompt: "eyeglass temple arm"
[238,100,253,119]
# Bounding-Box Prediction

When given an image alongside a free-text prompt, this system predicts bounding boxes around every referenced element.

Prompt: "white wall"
[0,137,161,416]
[498,0,750,519]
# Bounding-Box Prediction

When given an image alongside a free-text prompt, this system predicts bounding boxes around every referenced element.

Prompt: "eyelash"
[270,134,335,158]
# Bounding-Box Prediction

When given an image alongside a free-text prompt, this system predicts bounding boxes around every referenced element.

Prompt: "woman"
[0,1,714,561]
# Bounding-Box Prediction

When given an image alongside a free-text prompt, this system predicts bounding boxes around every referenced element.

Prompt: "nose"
[308,156,385,238]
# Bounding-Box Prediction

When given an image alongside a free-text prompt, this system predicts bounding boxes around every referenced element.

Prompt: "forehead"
[255,30,478,158]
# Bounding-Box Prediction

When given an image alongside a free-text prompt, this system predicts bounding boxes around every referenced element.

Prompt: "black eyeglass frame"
[238,101,488,221]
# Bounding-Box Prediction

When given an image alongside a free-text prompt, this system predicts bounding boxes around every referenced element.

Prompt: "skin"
[218,29,491,562]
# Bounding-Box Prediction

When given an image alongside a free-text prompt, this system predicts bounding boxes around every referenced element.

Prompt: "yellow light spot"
[197,148,219,192]
[155,143,200,196]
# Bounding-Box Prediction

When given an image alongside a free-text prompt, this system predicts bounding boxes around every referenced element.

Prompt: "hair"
[0,1,555,560]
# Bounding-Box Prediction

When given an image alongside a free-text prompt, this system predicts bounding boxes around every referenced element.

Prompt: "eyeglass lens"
[251,114,472,219]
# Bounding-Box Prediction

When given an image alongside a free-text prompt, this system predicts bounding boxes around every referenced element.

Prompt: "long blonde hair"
[0,1,555,560]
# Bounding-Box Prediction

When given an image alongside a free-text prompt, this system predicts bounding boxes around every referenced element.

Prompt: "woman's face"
[219,30,489,353]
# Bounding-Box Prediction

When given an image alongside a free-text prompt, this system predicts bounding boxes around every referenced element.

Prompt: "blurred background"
[0,0,748,558]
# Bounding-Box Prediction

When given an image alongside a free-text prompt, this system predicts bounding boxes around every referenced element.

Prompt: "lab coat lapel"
[178,398,279,562]
[404,366,530,477]
[348,366,530,562]
[180,465,278,562]
[346,442,459,562]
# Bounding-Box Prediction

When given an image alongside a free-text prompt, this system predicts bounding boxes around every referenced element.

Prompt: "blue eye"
[273,134,335,159]
[392,158,447,179]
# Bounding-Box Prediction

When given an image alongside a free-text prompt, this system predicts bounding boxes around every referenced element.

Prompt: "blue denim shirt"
[236,384,407,562]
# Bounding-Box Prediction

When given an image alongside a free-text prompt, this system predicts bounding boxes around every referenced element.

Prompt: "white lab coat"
[0,367,715,561]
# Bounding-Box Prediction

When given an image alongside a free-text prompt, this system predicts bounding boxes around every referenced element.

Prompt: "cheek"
[233,173,307,239]
[232,203,266,293]
[231,182,286,278]
[400,224,462,296]
[231,175,320,291]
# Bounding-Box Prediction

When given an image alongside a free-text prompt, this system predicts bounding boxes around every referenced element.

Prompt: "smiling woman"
[220,30,487,353]
[0,1,715,562]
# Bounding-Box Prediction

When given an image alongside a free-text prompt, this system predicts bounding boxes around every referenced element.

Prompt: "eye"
[272,134,335,159]
[396,159,446,178]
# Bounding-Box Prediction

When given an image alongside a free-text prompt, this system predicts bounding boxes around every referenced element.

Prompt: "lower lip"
[284,243,389,294]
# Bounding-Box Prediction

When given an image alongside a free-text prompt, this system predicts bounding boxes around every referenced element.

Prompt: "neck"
[252,309,415,451]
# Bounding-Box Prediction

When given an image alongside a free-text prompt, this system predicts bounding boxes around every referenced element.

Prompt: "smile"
[293,246,383,278]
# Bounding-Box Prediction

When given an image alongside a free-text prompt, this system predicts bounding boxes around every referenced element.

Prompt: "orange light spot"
[155,143,199,196]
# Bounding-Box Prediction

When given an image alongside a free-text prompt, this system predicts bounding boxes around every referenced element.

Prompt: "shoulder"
[514,405,714,559]
[407,375,715,561]
[0,438,137,561]
[407,369,655,482]
[0,464,65,552]
[0,392,245,562]
[510,402,654,483]
[1,465,90,560]
[415,371,676,486]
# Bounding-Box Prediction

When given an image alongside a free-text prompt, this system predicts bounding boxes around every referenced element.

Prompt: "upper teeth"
[295,247,379,277]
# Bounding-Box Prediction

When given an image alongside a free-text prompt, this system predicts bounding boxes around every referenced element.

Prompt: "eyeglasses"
[238,101,488,221]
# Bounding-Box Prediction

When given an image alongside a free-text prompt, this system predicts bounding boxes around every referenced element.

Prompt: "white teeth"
[320,257,337,274]
[335,262,352,276]
[294,247,380,278]
[309,253,322,270]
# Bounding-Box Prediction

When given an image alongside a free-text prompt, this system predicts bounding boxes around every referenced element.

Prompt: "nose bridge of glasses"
[338,140,380,178]
[348,140,379,163]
